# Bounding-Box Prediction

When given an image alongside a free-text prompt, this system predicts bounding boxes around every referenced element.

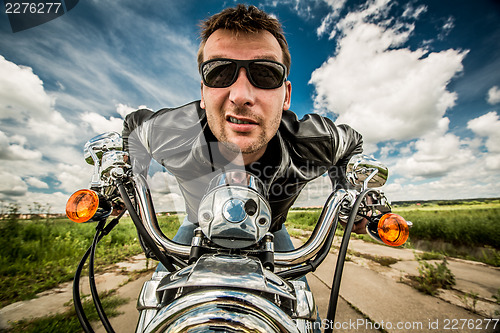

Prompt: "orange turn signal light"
[377,213,409,247]
[66,189,99,223]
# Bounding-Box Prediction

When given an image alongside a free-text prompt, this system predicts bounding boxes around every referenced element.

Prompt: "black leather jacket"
[123,101,363,231]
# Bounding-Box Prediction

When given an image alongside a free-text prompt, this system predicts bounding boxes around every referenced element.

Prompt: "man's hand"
[111,200,125,216]
[339,217,368,234]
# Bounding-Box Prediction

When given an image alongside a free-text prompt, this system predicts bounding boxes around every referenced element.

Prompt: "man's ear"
[283,80,292,111]
[200,82,206,109]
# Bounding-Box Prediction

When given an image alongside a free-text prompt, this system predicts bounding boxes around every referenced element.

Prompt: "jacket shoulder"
[280,110,335,139]
[279,110,363,165]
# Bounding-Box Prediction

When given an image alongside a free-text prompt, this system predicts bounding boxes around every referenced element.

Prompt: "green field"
[288,201,500,266]
[0,215,180,308]
[0,201,499,309]
[392,203,500,266]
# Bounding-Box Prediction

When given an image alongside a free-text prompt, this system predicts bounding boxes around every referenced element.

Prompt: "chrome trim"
[346,154,388,189]
[84,132,123,187]
[292,280,316,320]
[143,289,300,333]
[137,270,167,310]
[157,254,295,300]
[198,184,272,249]
[295,319,314,333]
[133,174,191,259]
[274,189,350,266]
[135,309,157,333]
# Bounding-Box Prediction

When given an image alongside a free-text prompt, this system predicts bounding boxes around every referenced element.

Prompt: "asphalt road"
[1,238,499,332]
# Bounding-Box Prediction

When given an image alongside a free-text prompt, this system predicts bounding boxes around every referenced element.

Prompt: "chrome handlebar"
[132,173,352,267]
[82,132,385,268]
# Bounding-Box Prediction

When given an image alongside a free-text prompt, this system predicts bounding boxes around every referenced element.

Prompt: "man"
[123,4,365,251]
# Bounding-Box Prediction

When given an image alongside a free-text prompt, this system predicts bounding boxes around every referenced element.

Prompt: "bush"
[411,258,456,295]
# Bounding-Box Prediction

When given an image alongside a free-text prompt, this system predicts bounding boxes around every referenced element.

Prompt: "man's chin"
[221,140,262,155]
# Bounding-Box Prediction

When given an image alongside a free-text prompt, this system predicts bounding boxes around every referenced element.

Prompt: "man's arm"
[122,109,154,177]
[327,122,367,234]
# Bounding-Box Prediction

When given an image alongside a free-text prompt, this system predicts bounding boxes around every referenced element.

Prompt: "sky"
[0,0,499,213]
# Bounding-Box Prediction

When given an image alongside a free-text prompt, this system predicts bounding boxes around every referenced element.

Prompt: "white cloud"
[392,118,475,178]
[0,57,89,209]
[310,0,467,145]
[116,103,148,119]
[307,0,500,202]
[438,16,455,40]
[25,177,49,189]
[81,112,124,134]
[467,111,500,153]
[402,3,427,19]
[383,112,500,201]
[27,110,78,143]
[0,131,42,160]
[487,86,500,105]
[0,171,28,196]
[56,163,93,193]
[80,103,152,136]
[317,0,348,37]
[0,55,54,121]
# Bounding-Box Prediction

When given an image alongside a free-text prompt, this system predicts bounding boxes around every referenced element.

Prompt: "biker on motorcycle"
[123,4,368,252]
[66,5,412,333]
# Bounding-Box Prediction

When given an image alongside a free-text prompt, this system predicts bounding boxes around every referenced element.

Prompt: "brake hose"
[89,220,115,333]
[116,179,176,271]
[73,213,123,332]
[73,246,94,333]
[324,188,374,333]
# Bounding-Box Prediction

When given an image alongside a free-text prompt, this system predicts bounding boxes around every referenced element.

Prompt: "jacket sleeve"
[122,109,154,152]
[122,109,155,176]
[327,122,363,191]
[332,123,363,167]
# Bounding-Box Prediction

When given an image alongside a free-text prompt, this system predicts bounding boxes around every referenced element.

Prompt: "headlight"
[198,170,271,249]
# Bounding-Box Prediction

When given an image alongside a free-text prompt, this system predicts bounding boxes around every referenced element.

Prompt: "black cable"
[116,179,177,271]
[73,213,124,332]
[324,188,374,333]
[89,220,115,333]
[73,246,94,333]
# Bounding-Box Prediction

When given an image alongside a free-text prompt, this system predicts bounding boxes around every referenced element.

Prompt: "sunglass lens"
[249,61,285,88]
[203,60,237,87]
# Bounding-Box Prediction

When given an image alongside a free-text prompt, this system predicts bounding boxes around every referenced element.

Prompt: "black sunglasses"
[200,58,287,89]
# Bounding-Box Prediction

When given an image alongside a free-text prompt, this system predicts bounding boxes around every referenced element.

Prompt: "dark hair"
[197,4,291,75]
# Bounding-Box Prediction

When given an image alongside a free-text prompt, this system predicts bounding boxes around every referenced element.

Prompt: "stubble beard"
[219,131,268,155]
[207,105,281,158]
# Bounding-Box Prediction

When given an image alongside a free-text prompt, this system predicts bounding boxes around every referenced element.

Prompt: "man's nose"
[228,68,255,106]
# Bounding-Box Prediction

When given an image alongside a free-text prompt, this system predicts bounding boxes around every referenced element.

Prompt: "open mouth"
[227,116,256,125]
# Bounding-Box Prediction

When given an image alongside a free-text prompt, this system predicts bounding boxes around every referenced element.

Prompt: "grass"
[392,205,500,266]
[392,206,499,249]
[0,214,180,308]
[286,210,323,231]
[347,249,399,266]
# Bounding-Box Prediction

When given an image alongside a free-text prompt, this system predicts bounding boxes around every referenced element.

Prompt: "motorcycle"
[66,131,411,333]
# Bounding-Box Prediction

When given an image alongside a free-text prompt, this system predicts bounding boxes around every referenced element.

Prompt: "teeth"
[229,116,252,124]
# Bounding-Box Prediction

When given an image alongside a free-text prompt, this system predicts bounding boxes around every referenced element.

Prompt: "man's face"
[200,29,292,164]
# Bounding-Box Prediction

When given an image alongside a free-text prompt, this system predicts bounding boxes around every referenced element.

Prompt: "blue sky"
[1,0,499,213]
